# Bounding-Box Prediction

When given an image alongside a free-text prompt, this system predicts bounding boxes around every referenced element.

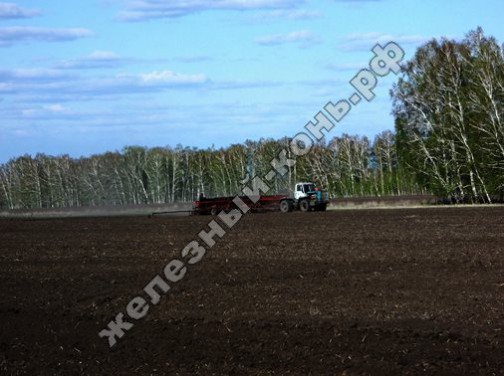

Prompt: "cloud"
[0,64,290,110]
[0,68,71,83]
[256,30,320,47]
[251,9,320,21]
[340,32,429,51]
[0,2,40,19]
[0,66,209,100]
[171,55,212,63]
[54,53,214,70]
[21,104,70,119]
[210,79,283,90]
[119,0,304,21]
[0,26,93,46]
[55,50,127,69]
[139,70,208,85]
[44,104,67,113]
[324,62,368,71]
[0,69,77,96]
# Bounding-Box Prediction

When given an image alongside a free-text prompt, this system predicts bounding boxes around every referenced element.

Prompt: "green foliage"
[392,27,504,203]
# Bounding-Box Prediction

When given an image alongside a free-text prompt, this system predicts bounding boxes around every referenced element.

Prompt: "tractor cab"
[294,182,316,200]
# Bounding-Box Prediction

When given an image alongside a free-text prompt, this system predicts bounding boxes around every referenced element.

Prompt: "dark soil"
[1,207,504,375]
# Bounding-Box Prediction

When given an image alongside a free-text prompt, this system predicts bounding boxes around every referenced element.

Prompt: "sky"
[0,0,503,162]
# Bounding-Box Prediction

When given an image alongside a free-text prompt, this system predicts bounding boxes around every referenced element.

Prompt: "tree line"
[0,133,421,209]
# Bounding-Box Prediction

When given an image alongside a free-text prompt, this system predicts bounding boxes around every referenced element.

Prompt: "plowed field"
[1,207,504,375]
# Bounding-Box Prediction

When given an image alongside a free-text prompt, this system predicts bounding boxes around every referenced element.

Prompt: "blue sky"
[0,0,503,162]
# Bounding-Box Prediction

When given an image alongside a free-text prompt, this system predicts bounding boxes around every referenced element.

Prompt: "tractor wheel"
[280,200,293,213]
[299,199,310,212]
[210,207,219,216]
[313,203,327,212]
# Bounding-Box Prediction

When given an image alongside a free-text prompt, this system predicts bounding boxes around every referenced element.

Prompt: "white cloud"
[56,50,126,69]
[0,26,93,46]
[119,0,304,20]
[10,128,31,137]
[251,9,320,21]
[55,53,214,70]
[44,104,67,113]
[0,2,40,19]
[89,50,120,60]
[341,32,429,51]
[171,55,212,63]
[20,108,36,118]
[0,68,71,82]
[324,62,368,71]
[256,30,320,47]
[139,70,208,85]
[0,66,209,101]
[210,79,282,90]
[21,104,69,119]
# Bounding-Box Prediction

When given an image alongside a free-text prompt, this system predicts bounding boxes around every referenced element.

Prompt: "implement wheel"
[280,200,293,213]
